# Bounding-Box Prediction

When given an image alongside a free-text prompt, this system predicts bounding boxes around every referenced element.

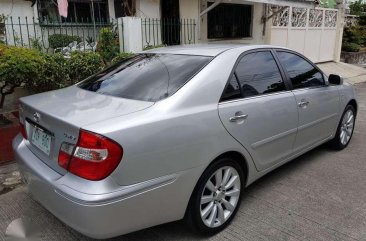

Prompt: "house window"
[207,3,252,39]
[38,0,109,23]
[114,0,136,18]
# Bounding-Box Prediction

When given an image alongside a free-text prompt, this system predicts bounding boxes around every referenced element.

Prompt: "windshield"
[77,54,213,102]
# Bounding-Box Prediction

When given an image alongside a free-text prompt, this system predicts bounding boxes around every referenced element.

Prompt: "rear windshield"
[77,54,212,102]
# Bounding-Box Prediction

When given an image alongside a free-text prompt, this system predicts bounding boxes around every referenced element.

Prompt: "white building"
[0,0,344,62]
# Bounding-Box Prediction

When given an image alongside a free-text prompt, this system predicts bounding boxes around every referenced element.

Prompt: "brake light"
[58,129,123,181]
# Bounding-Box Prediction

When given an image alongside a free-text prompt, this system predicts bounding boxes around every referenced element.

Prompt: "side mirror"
[328,74,343,85]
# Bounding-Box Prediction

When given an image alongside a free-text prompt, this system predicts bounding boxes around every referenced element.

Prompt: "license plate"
[31,127,51,155]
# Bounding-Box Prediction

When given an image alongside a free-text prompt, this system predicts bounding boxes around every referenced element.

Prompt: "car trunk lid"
[19,86,153,175]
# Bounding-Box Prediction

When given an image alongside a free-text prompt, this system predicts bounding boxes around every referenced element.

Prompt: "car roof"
[142,44,289,57]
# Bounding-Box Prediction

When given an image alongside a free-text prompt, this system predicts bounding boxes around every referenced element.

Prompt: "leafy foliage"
[30,38,43,52]
[96,28,119,63]
[68,51,105,83]
[0,45,45,108]
[358,15,366,26]
[343,26,366,46]
[342,42,361,52]
[111,52,134,64]
[48,34,82,49]
[27,53,69,92]
[342,26,366,52]
[349,0,365,16]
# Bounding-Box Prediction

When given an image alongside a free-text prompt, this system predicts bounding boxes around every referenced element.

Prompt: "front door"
[218,50,298,171]
[161,0,180,45]
[276,51,340,153]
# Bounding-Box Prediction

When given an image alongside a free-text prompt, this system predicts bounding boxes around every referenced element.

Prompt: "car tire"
[329,105,356,150]
[185,157,245,235]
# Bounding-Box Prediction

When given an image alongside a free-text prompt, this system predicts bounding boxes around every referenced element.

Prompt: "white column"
[334,7,345,62]
[118,17,143,53]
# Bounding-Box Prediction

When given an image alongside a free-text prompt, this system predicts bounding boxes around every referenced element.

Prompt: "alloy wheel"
[340,109,355,145]
[200,166,241,228]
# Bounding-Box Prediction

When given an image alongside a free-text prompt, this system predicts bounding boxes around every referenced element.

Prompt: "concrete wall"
[137,0,161,18]
[180,0,200,19]
[0,0,35,18]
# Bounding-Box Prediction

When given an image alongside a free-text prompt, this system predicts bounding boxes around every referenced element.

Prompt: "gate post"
[118,17,143,53]
[334,3,346,62]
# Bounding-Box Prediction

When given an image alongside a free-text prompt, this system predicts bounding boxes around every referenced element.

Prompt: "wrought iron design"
[309,9,323,27]
[292,7,307,27]
[271,5,289,27]
[324,10,337,27]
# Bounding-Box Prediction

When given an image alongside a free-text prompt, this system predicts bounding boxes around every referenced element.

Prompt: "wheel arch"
[184,150,249,218]
[347,99,358,115]
[212,151,249,186]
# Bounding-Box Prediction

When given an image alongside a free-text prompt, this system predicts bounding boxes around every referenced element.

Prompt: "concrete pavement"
[0,83,366,241]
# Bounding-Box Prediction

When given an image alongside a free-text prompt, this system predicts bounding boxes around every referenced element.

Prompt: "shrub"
[111,52,134,64]
[96,28,119,63]
[30,38,43,52]
[48,34,82,49]
[358,15,366,26]
[68,51,105,83]
[27,53,69,93]
[342,42,361,52]
[342,26,366,46]
[0,45,45,108]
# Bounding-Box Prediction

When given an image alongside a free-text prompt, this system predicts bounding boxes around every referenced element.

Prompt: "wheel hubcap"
[340,110,354,145]
[200,166,241,228]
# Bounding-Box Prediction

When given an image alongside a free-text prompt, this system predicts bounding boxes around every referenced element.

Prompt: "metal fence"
[0,17,197,53]
[141,18,196,49]
[0,16,116,51]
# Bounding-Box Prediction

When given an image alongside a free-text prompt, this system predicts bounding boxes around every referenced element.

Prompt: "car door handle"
[298,100,309,108]
[229,114,248,122]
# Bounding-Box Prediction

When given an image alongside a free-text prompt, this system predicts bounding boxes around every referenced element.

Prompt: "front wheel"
[185,158,244,235]
[329,105,356,150]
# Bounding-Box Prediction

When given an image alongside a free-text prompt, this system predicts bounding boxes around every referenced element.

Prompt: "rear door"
[218,50,298,171]
[275,50,340,153]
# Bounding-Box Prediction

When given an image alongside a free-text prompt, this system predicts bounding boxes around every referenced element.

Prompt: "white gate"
[270,6,339,63]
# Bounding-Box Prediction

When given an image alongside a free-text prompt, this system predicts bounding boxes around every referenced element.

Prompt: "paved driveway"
[1,83,366,241]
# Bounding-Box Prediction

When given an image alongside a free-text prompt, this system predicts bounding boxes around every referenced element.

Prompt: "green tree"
[349,0,364,15]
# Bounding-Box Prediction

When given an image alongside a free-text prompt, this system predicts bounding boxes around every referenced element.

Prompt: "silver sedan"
[13,45,357,239]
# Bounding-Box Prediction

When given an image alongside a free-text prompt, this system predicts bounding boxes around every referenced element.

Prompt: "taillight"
[58,129,123,181]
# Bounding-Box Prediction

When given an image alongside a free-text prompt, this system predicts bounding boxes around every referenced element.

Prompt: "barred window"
[38,0,109,23]
[207,3,252,39]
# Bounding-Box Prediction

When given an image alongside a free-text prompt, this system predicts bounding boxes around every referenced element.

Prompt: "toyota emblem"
[33,112,41,123]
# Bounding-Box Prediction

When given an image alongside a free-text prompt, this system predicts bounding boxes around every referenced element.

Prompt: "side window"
[221,74,241,102]
[277,51,325,89]
[235,51,286,98]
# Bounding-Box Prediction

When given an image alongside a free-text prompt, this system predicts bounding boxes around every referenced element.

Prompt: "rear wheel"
[329,105,356,150]
[185,158,244,235]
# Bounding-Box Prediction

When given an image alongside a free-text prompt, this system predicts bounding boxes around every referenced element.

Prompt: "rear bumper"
[13,134,201,239]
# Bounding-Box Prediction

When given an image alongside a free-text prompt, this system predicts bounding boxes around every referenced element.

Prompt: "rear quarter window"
[78,54,212,102]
